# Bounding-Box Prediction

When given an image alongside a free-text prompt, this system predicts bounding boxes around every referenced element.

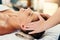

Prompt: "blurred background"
[0,0,60,16]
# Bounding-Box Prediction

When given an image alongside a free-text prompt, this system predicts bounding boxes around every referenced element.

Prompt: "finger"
[28,31,37,34]
[40,13,50,19]
[38,14,45,22]
[24,22,33,27]
[40,13,50,18]
[40,13,45,16]
[23,26,34,30]
[24,28,33,31]
[45,14,51,18]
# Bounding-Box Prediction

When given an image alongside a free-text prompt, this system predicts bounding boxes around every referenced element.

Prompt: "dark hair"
[21,30,45,39]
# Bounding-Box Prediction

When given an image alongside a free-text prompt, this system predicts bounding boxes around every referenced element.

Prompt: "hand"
[21,14,45,34]
[40,13,51,20]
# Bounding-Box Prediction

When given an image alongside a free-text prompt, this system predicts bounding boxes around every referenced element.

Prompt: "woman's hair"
[21,30,45,39]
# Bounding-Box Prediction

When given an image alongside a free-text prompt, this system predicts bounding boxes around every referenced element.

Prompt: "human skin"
[23,7,60,34]
[21,13,50,32]
[0,13,16,35]
[0,8,39,35]
[0,8,50,35]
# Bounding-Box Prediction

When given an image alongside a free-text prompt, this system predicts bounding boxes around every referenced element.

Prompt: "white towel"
[0,5,10,11]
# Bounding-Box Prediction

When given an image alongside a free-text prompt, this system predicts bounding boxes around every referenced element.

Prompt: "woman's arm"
[40,7,60,32]
[23,7,60,34]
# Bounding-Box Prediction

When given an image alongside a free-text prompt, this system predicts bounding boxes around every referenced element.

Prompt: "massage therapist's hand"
[22,14,45,34]
[22,13,51,34]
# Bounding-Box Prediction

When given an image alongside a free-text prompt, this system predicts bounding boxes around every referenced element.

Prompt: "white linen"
[39,24,60,40]
[0,5,10,11]
[0,24,60,40]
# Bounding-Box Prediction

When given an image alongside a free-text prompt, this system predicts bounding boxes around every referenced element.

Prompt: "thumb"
[37,14,45,21]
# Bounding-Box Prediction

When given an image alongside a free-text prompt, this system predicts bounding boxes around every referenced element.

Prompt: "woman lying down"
[0,5,59,40]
